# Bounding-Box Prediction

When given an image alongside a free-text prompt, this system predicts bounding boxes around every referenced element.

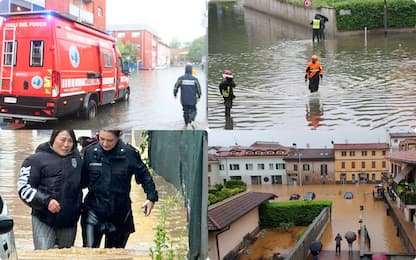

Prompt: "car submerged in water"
[0,194,17,260]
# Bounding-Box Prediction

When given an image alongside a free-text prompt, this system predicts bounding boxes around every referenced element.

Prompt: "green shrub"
[215,183,224,191]
[296,231,305,241]
[225,179,247,190]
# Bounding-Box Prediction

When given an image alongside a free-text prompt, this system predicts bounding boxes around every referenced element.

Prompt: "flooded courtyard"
[0,130,189,259]
[246,184,406,257]
[208,1,416,131]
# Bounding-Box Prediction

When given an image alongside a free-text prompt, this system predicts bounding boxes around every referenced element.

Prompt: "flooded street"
[247,184,405,255]
[0,130,188,259]
[208,1,416,131]
[1,67,207,130]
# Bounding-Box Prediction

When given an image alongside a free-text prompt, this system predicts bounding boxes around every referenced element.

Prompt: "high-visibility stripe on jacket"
[305,61,323,79]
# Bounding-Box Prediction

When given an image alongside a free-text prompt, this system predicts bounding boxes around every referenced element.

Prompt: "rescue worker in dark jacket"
[174,63,202,129]
[17,130,82,250]
[81,130,158,248]
[305,55,323,93]
[219,70,236,117]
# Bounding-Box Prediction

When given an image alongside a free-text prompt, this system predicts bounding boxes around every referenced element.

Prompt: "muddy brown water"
[0,130,188,259]
[247,184,405,256]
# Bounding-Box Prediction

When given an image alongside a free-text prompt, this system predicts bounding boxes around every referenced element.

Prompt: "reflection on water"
[208,1,416,131]
[0,130,188,258]
[247,184,405,253]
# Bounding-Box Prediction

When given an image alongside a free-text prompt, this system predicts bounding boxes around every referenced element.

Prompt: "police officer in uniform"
[311,15,321,43]
[174,63,202,129]
[81,130,158,248]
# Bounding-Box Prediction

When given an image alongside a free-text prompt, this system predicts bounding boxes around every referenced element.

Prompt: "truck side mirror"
[122,63,130,75]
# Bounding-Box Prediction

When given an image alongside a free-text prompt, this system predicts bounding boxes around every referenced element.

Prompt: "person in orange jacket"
[305,55,323,93]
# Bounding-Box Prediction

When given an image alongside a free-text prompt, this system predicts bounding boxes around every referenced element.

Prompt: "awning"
[393,165,413,183]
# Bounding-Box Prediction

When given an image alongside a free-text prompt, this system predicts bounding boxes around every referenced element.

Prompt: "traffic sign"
[304,0,312,8]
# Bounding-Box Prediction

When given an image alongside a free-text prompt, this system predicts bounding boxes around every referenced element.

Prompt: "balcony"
[69,3,93,24]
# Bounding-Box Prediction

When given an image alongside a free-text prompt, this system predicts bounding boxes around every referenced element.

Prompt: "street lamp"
[293,143,302,187]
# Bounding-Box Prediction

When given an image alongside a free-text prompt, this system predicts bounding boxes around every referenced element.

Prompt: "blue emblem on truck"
[69,45,80,68]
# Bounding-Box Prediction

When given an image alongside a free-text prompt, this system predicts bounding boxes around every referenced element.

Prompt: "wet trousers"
[224,98,233,116]
[32,215,76,250]
[335,244,341,255]
[348,243,353,255]
[182,105,197,125]
[81,210,130,248]
[312,29,320,43]
[308,74,320,93]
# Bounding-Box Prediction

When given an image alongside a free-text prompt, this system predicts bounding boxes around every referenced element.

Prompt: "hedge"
[259,200,332,228]
[334,0,416,30]
[208,180,247,205]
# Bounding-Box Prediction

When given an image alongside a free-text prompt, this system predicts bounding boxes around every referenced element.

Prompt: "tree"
[169,37,182,48]
[186,36,205,63]
[116,39,139,64]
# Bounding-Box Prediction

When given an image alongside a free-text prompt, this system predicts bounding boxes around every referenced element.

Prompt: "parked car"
[344,192,354,199]
[289,194,301,200]
[0,194,17,260]
[304,192,316,201]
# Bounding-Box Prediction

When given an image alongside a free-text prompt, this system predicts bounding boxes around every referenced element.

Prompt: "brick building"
[0,0,106,30]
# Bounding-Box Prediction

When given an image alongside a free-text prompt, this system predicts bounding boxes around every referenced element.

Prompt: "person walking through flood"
[81,130,158,248]
[17,130,82,250]
[335,233,343,255]
[310,15,321,43]
[305,55,323,93]
[174,63,202,129]
[345,231,357,255]
[219,70,236,117]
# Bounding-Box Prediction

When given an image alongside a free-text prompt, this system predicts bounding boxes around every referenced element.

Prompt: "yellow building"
[334,143,389,184]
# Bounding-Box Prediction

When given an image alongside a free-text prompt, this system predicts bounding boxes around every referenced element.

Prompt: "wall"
[208,208,259,260]
[243,0,337,36]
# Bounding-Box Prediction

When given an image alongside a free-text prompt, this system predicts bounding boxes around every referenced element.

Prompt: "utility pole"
[383,0,387,36]
[293,143,302,187]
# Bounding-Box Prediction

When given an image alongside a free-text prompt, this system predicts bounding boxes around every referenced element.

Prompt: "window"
[372,161,376,168]
[255,151,262,155]
[269,163,274,170]
[30,40,43,66]
[251,176,262,185]
[362,151,367,156]
[321,164,328,176]
[303,164,310,171]
[382,161,386,168]
[230,176,242,180]
[132,32,140,38]
[97,7,103,16]
[372,151,376,156]
[350,151,355,156]
[372,174,376,181]
[341,151,347,156]
[352,174,355,181]
[361,161,365,169]
[246,150,254,155]
[246,163,253,170]
[267,151,274,155]
[352,162,356,169]
[294,164,298,171]
[208,164,211,172]
[257,163,265,170]
[117,32,125,38]
[230,164,239,171]
[382,151,386,156]
[219,164,224,171]
[276,163,285,170]
[341,162,345,169]
[340,173,346,181]
[103,52,113,68]
[3,41,17,65]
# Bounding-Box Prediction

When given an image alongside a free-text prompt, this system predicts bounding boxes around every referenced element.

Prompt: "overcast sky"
[207,128,405,148]
[106,0,206,43]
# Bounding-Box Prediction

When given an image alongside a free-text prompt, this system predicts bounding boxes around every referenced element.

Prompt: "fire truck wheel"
[123,88,130,102]
[83,99,97,120]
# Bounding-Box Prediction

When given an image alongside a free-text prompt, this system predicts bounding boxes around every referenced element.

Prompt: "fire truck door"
[99,45,116,104]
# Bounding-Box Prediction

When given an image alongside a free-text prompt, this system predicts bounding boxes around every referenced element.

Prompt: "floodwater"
[247,184,406,256]
[0,130,188,259]
[1,66,207,130]
[208,1,416,131]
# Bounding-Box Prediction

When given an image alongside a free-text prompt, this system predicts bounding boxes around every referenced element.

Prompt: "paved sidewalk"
[306,250,360,260]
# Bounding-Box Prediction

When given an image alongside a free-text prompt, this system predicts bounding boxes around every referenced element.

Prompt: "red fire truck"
[0,11,130,124]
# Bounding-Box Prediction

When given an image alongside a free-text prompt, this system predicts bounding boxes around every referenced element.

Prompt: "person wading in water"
[305,55,323,93]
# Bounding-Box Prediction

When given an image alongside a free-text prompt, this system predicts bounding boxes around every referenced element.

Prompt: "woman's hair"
[49,130,77,150]
[100,130,123,138]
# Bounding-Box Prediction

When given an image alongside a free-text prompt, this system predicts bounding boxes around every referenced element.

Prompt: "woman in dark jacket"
[81,130,158,248]
[17,130,82,250]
